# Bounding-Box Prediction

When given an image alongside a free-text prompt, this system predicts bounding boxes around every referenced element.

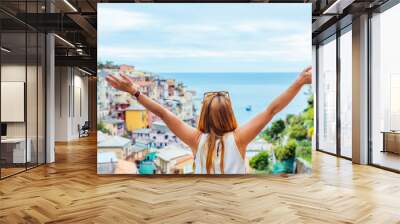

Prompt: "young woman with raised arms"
[106,67,312,174]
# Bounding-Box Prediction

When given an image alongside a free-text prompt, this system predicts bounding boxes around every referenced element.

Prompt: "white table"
[1,138,31,163]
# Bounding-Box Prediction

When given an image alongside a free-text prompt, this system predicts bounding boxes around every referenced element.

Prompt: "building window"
[370,4,400,171]
[339,28,352,158]
[317,36,337,154]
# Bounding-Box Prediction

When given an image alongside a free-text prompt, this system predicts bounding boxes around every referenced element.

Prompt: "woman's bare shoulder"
[232,130,246,157]
[191,130,203,155]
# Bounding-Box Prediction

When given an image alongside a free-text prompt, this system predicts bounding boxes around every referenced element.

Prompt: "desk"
[381,131,400,154]
[1,138,31,163]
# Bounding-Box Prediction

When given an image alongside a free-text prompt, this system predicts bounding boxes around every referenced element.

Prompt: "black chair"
[78,121,90,138]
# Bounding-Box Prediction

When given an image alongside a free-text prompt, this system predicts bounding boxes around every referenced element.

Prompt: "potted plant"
[273,140,297,173]
[249,151,271,173]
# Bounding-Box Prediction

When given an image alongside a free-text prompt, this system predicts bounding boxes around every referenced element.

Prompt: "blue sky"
[98,4,311,73]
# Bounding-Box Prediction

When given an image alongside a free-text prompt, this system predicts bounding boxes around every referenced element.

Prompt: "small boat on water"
[245,105,252,112]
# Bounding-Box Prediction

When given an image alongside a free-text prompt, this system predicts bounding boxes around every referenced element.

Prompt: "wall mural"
[97,3,313,175]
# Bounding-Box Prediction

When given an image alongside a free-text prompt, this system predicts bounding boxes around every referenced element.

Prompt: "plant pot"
[272,156,295,174]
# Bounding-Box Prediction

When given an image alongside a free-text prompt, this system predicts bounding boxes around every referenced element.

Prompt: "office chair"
[79,121,90,138]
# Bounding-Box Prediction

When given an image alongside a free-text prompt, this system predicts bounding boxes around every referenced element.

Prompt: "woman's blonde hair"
[197,92,238,174]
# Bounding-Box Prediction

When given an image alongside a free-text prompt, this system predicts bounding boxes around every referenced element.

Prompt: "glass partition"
[0,1,46,179]
[1,30,28,177]
[27,30,38,169]
[317,36,337,154]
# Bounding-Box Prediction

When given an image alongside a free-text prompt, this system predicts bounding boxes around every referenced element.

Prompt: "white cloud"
[98,45,309,62]
[268,33,310,46]
[270,33,311,62]
[97,6,311,71]
[157,20,309,49]
[98,7,155,32]
[162,20,304,37]
[233,20,304,33]
[165,24,220,34]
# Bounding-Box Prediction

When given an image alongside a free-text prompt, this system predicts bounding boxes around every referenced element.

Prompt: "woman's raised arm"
[234,67,312,153]
[106,74,201,151]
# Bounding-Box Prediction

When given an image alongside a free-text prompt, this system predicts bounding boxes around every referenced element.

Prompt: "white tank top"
[194,132,246,174]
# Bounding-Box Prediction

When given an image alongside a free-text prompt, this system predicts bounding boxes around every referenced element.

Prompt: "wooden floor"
[372,150,400,171]
[1,136,400,224]
[0,167,26,178]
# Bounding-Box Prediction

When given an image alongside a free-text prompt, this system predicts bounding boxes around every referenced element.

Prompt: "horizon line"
[98,68,301,74]
[157,71,300,74]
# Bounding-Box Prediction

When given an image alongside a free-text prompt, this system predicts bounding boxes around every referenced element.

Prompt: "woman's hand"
[298,66,312,85]
[236,65,313,151]
[105,74,139,95]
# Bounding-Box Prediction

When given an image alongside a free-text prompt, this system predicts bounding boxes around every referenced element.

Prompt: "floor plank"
[0,135,399,224]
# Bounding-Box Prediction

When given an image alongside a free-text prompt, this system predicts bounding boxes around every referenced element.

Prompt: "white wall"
[1,65,26,138]
[1,65,43,139]
[1,63,46,164]
[54,67,89,141]
[54,66,69,141]
[73,73,89,137]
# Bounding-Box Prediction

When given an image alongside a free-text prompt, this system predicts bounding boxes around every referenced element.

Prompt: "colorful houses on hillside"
[97,64,198,174]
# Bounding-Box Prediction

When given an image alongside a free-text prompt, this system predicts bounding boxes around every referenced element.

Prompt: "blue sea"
[160,72,311,125]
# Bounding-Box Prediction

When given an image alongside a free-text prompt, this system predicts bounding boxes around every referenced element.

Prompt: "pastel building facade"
[103,118,125,136]
[157,145,194,174]
[150,121,178,149]
[124,105,149,132]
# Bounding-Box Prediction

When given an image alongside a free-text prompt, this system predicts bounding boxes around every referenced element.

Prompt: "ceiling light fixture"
[1,47,11,53]
[323,0,354,15]
[63,0,78,12]
[76,48,84,55]
[54,34,75,48]
[78,67,93,76]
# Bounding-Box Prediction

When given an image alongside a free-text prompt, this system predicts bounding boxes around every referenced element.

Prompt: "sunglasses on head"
[203,91,230,99]
[202,91,230,105]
